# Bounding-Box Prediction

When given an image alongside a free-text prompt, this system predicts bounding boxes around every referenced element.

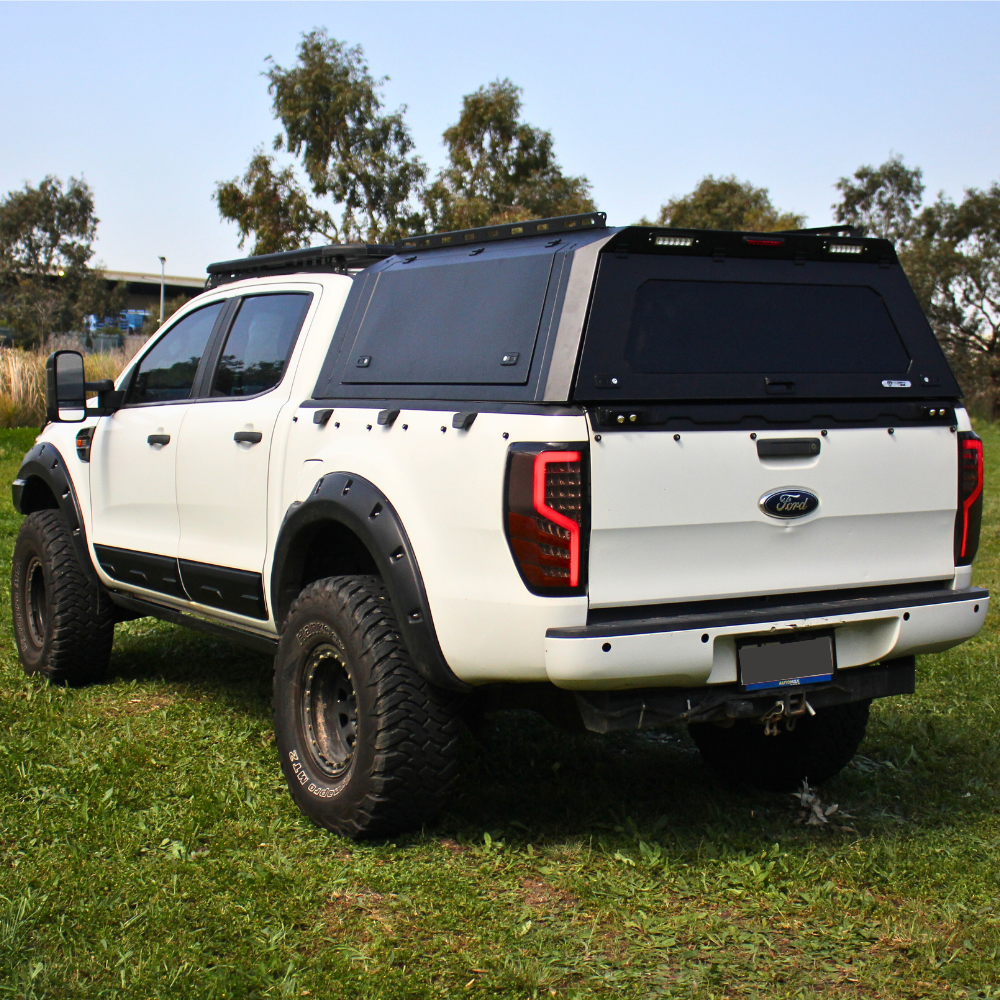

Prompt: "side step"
[109,592,279,656]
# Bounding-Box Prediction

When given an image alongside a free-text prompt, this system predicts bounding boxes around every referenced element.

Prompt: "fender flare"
[271,472,470,692]
[12,441,99,584]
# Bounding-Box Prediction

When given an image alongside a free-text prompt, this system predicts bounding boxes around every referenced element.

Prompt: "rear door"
[587,423,957,607]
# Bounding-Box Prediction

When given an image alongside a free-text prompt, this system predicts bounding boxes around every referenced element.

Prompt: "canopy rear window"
[575,249,959,401]
[626,280,910,375]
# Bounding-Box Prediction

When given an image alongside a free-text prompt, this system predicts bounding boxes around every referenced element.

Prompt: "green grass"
[2,424,1000,999]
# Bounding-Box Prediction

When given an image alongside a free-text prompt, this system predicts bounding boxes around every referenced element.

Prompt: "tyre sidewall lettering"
[276,603,365,811]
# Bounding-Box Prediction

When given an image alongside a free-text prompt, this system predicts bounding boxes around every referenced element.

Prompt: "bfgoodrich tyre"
[688,700,871,792]
[11,510,116,685]
[272,575,460,839]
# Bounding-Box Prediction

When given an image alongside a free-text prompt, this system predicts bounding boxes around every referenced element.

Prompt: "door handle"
[234,431,263,445]
[147,434,170,446]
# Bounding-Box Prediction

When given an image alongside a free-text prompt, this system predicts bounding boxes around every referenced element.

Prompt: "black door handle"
[147,434,170,446]
[234,431,263,444]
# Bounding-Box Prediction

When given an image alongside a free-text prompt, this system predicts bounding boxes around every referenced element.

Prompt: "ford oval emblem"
[759,489,819,519]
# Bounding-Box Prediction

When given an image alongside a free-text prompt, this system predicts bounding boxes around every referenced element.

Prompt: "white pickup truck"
[12,212,988,838]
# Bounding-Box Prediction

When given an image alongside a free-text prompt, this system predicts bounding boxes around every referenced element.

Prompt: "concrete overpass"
[103,270,205,314]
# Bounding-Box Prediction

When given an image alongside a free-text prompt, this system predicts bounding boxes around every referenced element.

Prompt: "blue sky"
[1,1,998,277]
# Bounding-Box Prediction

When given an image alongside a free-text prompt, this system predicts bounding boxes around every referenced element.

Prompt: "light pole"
[158,256,166,327]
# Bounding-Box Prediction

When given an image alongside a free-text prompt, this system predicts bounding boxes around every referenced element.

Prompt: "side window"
[127,302,224,405]
[211,293,311,398]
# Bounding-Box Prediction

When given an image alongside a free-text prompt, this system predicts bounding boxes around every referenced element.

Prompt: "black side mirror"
[45,351,125,424]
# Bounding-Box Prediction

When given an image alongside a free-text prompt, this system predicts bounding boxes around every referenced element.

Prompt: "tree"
[215,152,335,255]
[643,175,804,232]
[422,79,595,232]
[919,184,1000,417]
[216,30,426,249]
[832,154,925,245]
[831,157,1000,417]
[0,176,122,347]
[832,156,936,310]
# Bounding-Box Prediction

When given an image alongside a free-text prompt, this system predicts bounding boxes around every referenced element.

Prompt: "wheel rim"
[24,556,48,649]
[301,643,357,779]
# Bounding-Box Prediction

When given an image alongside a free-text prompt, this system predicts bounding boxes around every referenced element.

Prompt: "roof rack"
[774,224,865,238]
[205,243,396,288]
[204,211,610,287]
[396,212,607,251]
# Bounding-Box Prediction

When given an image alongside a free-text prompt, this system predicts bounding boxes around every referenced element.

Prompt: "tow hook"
[761,692,815,736]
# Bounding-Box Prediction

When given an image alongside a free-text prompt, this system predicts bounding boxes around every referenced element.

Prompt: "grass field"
[2,424,1000,999]
[0,344,143,429]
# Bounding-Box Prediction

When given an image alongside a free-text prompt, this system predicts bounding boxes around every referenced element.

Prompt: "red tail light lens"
[505,444,588,595]
[955,430,984,566]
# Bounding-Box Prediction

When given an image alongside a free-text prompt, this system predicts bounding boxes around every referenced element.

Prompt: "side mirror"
[45,351,125,424]
[46,350,86,423]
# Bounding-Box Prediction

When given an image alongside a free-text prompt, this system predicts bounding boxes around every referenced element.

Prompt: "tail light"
[505,444,588,595]
[955,430,984,566]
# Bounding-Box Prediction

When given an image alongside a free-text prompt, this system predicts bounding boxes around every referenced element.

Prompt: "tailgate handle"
[757,437,820,458]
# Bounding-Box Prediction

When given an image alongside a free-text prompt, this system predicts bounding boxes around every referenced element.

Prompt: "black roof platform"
[205,212,609,287]
[203,212,862,290]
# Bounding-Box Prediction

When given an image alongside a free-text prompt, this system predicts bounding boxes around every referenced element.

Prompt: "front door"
[89,300,227,597]
[174,292,313,619]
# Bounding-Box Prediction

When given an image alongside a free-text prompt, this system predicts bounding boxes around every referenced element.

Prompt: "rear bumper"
[545,586,989,690]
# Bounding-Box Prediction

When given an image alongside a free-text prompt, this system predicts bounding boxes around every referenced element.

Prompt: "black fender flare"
[271,472,470,692]
[12,441,100,585]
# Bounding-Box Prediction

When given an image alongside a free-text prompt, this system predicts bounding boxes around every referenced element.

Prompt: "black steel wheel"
[301,643,358,779]
[22,554,48,650]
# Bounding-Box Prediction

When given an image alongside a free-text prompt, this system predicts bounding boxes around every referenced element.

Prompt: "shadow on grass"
[440,701,1000,847]
[106,616,273,719]
[101,620,999,847]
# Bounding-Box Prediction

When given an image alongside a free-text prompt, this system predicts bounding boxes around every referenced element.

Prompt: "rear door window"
[626,280,910,374]
[127,301,224,405]
[211,293,311,397]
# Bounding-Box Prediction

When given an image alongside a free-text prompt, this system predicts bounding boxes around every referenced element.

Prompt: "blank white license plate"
[738,632,834,691]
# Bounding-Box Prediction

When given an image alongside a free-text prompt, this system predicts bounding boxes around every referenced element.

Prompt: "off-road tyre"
[688,700,871,792]
[11,509,116,685]
[273,575,461,839]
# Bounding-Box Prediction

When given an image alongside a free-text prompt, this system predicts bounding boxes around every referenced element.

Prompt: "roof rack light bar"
[396,212,607,252]
[205,243,396,288]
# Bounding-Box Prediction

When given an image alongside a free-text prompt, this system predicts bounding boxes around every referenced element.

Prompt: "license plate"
[737,631,834,691]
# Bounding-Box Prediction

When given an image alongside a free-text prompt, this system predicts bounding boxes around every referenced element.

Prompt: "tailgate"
[588,424,957,608]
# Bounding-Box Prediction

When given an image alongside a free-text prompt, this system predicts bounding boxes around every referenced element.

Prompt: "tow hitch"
[761,691,816,736]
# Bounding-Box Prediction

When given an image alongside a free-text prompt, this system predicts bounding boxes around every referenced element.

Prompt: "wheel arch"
[12,443,97,581]
[271,472,470,692]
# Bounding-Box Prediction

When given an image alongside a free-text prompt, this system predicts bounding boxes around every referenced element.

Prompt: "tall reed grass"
[0,337,146,428]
